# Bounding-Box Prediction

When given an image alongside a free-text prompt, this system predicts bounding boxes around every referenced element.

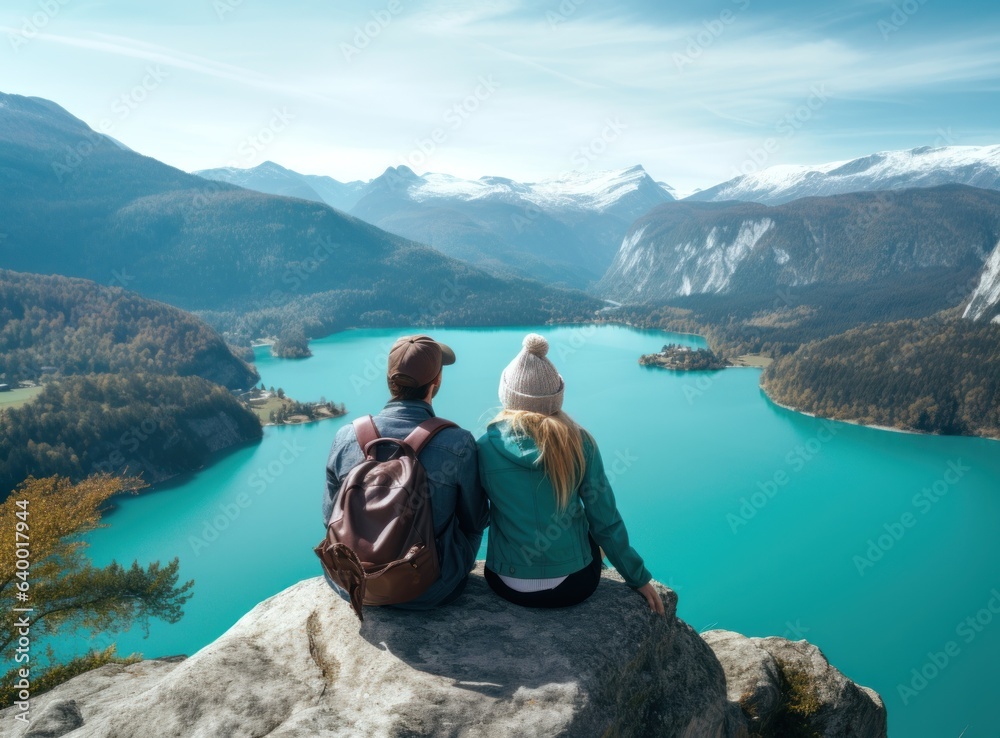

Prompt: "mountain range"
[3,88,1000,449]
[6,89,1000,327]
[195,161,674,288]
[0,92,600,341]
[687,145,1000,205]
[194,160,369,212]
[598,185,1000,324]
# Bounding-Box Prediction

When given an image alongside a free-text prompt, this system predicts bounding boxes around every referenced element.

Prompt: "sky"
[2,0,999,194]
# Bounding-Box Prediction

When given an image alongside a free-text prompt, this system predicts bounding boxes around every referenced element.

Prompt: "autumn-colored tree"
[0,475,193,706]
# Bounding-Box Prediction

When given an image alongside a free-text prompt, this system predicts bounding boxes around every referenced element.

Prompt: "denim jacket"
[323,400,490,609]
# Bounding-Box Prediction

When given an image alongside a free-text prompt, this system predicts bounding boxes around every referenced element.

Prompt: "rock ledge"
[1,565,885,737]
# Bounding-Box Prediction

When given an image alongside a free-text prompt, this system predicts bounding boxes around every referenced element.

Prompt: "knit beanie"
[498,334,565,415]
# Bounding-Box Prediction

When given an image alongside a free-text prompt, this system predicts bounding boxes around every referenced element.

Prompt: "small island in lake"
[271,330,312,359]
[241,386,346,426]
[639,343,730,371]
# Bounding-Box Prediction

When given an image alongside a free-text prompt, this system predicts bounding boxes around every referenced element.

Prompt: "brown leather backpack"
[314,415,456,620]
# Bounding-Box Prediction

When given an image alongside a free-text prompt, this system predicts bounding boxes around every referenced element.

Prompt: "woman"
[477,333,664,613]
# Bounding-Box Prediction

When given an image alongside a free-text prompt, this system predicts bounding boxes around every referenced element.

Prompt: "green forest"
[0,373,262,496]
[0,269,257,389]
[609,267,980,358]
[611,269,1000,438]
[198,273,599,347]
[0,270,267,497]
[762,318,1000,437]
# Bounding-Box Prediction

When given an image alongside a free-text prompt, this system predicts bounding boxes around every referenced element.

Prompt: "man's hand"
[637,582,666,615]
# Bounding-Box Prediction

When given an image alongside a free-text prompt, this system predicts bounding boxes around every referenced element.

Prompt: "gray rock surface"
[701,630,781,732]
[22,700,83,738]
[0,567,884,737]
[703,630,887,738]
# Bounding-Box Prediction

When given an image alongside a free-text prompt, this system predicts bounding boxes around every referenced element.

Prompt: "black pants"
[485,536,603,608]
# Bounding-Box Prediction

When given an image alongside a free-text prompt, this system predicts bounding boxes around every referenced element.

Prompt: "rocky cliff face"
[0,566,886,737]
[963,239,1000,321]
[703,630,887,737]
[599,185,1000,306]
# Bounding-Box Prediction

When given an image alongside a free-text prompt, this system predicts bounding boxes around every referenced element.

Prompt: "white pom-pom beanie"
[498,334,565,415]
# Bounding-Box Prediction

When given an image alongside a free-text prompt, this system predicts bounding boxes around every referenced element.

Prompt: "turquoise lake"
[74,325,999,737]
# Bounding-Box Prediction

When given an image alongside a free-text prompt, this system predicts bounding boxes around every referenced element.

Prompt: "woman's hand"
[637,582,665,615]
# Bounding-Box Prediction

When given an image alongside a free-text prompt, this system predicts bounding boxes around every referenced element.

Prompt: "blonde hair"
[492,409,587,510]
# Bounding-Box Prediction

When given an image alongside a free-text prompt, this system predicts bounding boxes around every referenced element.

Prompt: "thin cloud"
[0,28,334,103]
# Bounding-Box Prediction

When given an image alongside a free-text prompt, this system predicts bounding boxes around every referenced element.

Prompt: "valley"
[42,326,1000,738]
[4,2,1000,734]
[0,86,998,738]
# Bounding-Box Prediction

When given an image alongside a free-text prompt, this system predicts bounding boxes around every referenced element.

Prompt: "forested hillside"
[0,269,257,388]
[0,269,265,496]
[600,185,1000,308]
[0,373,263,495]
[611,274,1000,439]
[607,268,975,357]
[762,318,1000,437]
[0,93,601,341]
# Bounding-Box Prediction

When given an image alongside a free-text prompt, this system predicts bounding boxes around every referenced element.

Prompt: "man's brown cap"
[387,335,456,387]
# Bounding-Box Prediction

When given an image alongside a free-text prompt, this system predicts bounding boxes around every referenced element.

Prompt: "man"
[322,334,489,609]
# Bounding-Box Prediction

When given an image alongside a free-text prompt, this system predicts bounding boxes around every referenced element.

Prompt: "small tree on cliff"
[0,475,194,706]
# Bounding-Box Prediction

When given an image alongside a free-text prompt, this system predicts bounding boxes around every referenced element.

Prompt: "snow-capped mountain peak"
[689,145,1000,205]
[404,165,674,212]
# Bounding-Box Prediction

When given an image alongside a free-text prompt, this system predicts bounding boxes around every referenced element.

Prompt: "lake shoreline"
[250,321,995,443]
[98,434,264,517]
[78,324,1000,738]
[611,321,1000,443]
[762,391,1000,443]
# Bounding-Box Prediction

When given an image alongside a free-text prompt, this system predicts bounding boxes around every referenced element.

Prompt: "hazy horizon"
[3,0,1000,193]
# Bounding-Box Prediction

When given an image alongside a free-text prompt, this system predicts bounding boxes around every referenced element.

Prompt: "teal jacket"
[476,420,652,589]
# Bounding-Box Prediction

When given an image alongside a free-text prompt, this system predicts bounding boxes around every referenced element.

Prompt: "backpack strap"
[403,417,457,455]
[353,415,380,455]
